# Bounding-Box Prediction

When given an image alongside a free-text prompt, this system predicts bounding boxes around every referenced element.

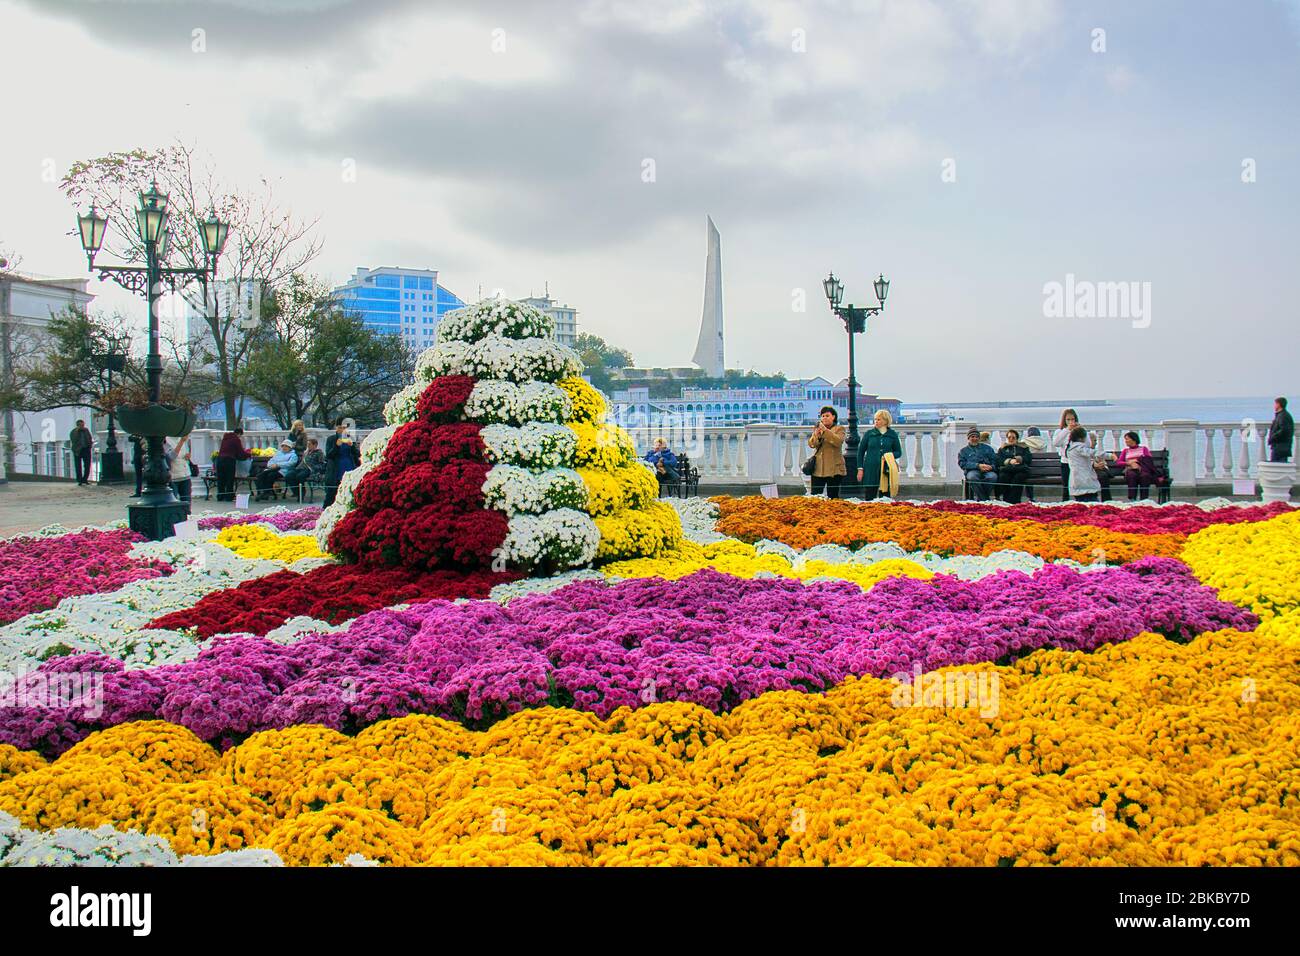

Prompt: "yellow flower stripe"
[214,524,328,562]
[592,500,683,562]
[1181,510,1300,621]
[556,377,606,425]
[601,539,934,589]
[577,463,658,517]
[2,626,1296,865]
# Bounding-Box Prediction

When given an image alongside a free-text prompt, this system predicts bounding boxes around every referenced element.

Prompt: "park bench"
[964,450,1172,503]
[658,455,701,499]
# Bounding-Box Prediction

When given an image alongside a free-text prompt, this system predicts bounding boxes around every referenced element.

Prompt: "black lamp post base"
[98,450,125,484]
[128,500,189,541]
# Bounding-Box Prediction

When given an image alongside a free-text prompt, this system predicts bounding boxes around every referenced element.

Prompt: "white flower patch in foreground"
[0,811,286,867]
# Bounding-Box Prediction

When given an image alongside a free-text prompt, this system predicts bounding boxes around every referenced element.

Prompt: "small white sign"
[760,484,779,498]
[173,519,199,540]
[1233,478,1256,496]
[235,493,250,510]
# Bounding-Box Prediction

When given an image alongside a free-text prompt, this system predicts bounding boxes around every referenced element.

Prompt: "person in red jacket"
[216,427,251,502]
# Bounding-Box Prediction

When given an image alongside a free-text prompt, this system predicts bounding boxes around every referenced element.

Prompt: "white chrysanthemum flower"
[482,464,588,516]
[498,508,600,572]
[436,298,554,343]
[465,380,522,424]
[480,422,577,469]
[361,425,399,464]
[383,382,423,425]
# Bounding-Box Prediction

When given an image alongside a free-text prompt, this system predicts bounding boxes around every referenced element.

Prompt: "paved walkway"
[0,479,320,537]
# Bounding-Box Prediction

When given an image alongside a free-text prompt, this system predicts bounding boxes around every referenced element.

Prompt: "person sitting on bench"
[1110,431,1158,501]
[644,438,680,492]
[996,429,1032,504]
[959,428,999,501]
[256,440,299,500]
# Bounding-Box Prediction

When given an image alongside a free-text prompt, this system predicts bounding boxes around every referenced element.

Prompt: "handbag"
[801,454,817,476]
[188,460,199,477]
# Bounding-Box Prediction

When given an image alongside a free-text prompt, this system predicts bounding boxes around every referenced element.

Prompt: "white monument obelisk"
[692,216,725,378]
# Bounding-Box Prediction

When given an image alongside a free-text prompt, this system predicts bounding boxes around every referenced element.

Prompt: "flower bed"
[214,526,328,563]
[715,496,1187,562]
[144,562,521,639]
[0,529,175,626]
[0,621,1295,866]
[922,498,1294,535]
[197,508,323,532]
[2,561,1253,755]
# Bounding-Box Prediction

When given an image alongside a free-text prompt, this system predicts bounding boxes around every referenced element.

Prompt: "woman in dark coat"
[855,410,904,500]
[323,418,359,507]
[215,427,251,502]
[996,429,1033,504]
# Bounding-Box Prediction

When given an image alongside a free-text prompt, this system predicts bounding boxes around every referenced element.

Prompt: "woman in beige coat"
[807,406,847,498]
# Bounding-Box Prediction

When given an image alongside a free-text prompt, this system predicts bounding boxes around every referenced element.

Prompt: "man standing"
[958,427,999,501]
[69,419,93,485]
[216,427,251,502]
[1268,397,1294,463]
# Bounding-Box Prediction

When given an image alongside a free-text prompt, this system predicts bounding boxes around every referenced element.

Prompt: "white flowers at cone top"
[482,464,588,516]
[435,299,554,344]
[416,335,582,385]
[498,508,601,572]
[480,422,577,470]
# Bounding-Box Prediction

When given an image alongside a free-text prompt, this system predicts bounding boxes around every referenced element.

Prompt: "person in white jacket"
[1052,408,1095,501]
[1063,427,1103,501]
[165,436,193,512]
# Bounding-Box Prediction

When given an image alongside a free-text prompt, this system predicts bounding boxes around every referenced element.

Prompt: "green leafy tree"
[572,331,634,394]
[61,141,321,428]
[242,274,410,428]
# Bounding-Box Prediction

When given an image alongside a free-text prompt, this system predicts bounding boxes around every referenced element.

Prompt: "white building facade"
[519,292,579,348]
[0,274,97,479]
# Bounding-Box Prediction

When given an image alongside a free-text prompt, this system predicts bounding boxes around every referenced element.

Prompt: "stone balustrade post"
[941,420,967,482]
[744,423,780,483]
[1161,420,1198,488]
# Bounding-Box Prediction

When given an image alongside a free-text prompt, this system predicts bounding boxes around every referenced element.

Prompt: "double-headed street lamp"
[76,183,229,538]
[823,271,890,493]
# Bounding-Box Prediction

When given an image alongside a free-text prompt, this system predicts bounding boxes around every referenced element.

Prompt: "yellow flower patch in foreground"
[2,626,1297,866]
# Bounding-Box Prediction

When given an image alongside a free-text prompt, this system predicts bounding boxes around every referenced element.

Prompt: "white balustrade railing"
[5,420,1293,494]
[626,419,1296,489]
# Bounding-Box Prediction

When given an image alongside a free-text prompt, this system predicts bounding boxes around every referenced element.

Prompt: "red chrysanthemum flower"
[416,374,475,422]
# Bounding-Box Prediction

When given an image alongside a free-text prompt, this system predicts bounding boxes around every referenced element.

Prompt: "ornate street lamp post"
[76,185,229,538]
[823,271,890,496]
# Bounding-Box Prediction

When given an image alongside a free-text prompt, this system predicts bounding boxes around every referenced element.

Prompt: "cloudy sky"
[2,0,1297,402]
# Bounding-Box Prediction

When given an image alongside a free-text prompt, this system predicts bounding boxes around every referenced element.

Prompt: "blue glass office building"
[333,267,466,351]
